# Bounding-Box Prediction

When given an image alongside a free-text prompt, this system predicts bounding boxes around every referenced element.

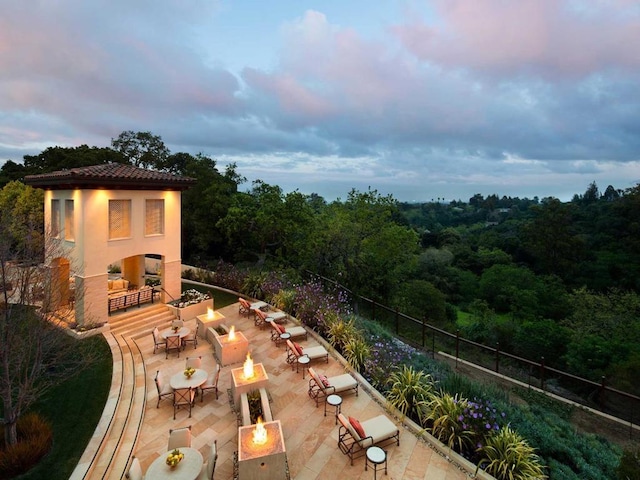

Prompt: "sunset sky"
[1,0,639,202]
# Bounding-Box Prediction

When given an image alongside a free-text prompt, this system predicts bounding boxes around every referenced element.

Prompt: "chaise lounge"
[285,339,328,369]
[337,412,400,465]
[307,366,358,406]
[269,321,307,345]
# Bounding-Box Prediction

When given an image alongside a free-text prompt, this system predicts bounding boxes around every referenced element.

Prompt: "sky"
[1,0,639,203]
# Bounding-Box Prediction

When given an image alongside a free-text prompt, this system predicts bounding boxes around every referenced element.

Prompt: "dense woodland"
[2,131,639,397]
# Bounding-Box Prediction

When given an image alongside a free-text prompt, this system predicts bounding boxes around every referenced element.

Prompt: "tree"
[0,186,98,446]
[111,130,169,169]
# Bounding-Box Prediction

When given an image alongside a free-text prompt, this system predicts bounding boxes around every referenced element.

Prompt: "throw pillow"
[319,374,330,388]
[276,323,286,334]
[349,416,365,439]
[294,342,304,357]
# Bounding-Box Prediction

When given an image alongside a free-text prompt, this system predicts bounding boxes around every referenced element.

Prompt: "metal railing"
[309,272,640,437]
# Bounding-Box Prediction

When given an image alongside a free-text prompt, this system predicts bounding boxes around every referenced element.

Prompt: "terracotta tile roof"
[24,163,196,190]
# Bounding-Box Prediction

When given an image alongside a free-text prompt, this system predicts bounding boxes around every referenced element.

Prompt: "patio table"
[170,368,208,390]
[146,447,203,480]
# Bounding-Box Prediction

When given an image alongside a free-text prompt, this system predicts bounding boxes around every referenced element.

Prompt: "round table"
[170,369,208,390]
[146,447,204,480]
[365,446,387,479]
[279,332,291,348]
[162,326,191,340]
[297,355,310,378]
[325,394,342,424]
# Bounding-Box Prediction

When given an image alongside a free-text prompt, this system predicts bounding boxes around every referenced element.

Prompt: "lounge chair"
[337,413,400,465]
[238,297,268,319]
[254,308,288,328]
[269,320,307,345]
[307,366,358,406]
[286,339,328,369]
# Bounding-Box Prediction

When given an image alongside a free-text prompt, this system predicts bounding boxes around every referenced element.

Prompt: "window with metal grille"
[51,199,60,237]
[145,199,164,236]
[109,199,131,239]
[64,199,74,241]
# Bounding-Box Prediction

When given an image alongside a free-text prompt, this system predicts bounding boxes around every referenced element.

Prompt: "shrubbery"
[0,413,53,478]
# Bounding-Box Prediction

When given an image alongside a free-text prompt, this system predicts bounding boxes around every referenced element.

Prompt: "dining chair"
[165,334,181,359]
[200,364,221,402]
[171,319,184,329]
[185,356,202,370]
[198,440,217,480]
[168,425,192,450]
[126,455,144,480]
[154,370,173,408]
[152,326,166,354]
[173,387,196,419]
[182,330,198,350]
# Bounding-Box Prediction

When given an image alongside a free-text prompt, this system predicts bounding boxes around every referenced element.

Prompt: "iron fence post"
[495,342,500,373]
[432,330,435,359]
[422,317,426,348]
[540,356,545,391]
[600,376,606,410]
[455,330,460,368]
[395,307,399,335]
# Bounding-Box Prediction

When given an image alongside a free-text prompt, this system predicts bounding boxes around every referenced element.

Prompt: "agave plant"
[343,337,370,373]
[477,426,547,480]
[425,392,473,452]
[326,314,358,351]
[385,365,434,424]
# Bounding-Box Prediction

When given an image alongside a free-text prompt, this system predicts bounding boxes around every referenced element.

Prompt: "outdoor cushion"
[349,416,365,439]
[319,374,330,387]
[275,323,286,334]
[294,342,304,356]
[303,345,328,360]
[361,415,398,446]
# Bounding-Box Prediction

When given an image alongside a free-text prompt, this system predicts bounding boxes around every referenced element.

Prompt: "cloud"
[0,1,638,203]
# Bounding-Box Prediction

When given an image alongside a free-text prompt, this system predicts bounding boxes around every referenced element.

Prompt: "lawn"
[20,334,112,480]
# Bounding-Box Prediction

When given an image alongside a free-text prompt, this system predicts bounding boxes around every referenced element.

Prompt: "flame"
[228,325,236,340]
[243,351,254,379]
[207,307,214,319]
[252,416,268,445]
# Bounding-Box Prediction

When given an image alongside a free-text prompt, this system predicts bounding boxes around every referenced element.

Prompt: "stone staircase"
[70,304,175,480]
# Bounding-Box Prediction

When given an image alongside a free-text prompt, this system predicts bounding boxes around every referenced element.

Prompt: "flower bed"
[166,289,212,321]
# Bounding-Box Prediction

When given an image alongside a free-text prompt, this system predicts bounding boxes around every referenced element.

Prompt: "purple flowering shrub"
[291,281,352,333]
[212,260,247,292]
[459,397,504,448]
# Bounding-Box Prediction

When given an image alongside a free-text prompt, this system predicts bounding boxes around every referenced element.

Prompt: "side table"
[296,355,310,378]
[365,446,387,479]
[279,332,291,348]
[325,394,342,424]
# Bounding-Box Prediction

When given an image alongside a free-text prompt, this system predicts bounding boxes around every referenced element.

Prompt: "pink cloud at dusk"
[393,0,640,79]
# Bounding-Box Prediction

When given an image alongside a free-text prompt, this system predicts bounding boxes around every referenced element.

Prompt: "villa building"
[25,163,195,327]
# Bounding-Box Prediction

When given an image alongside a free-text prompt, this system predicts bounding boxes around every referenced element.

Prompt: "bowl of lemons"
[184,367,196,378]
[166,449,184,467]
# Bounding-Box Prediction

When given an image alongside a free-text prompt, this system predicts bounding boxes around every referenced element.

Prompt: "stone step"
[102,335,148,478]
[75,333,137,479]
[108,304,176,339]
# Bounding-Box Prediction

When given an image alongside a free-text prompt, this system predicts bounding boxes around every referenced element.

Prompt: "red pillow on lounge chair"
[349,416,365,439]
[276,323,286,334]
[319,374,330,387]
[294,342,304,356]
